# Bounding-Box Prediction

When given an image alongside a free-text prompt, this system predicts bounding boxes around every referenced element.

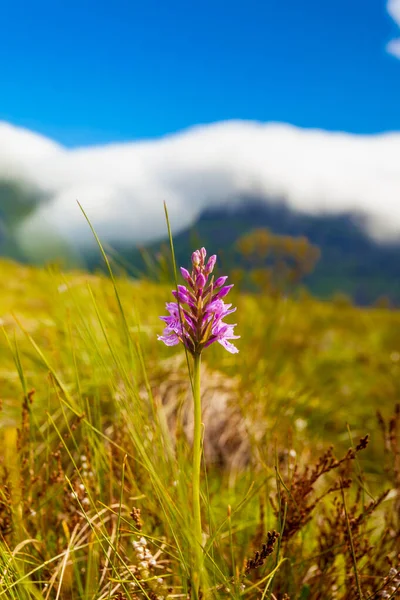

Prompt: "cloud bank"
[1,120,400,253]
[387,0,400,58]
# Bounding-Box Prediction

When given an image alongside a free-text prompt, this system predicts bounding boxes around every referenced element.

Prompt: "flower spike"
[158,248,239,355]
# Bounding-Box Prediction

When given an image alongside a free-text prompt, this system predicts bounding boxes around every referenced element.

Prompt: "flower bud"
[205,254,217,274]
[214,284,234,299]
[180,267,192,283]
[172,290,187,303]
[196,272,207,289]
[178,284,188,296]
[192,250,201,266]
[214,275,228,288]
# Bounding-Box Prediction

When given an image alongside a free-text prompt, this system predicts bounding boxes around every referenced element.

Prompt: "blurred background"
[1,0,400,304]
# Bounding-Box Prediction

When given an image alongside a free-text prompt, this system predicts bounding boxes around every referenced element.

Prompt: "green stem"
[192,352,203,598]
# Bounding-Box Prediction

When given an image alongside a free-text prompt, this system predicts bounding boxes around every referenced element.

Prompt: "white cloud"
[388,0,400,23]
[1,120,400,253]
[387,38,400,58]
[387,0,400,58]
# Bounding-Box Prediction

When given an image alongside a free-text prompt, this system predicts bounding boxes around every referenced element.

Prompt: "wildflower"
[158,247,239,597]
[158,248,239,355]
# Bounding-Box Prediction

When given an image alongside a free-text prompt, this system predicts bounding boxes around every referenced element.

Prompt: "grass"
[0,254,399,599]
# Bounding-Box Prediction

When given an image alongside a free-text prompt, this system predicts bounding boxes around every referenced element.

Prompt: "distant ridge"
[118,199,400,305]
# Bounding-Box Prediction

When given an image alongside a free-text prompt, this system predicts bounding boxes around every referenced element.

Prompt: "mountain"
[0,180,40,262]
[99,200,400,305]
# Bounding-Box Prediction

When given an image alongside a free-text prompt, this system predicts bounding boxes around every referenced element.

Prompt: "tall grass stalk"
[192,352,204,598]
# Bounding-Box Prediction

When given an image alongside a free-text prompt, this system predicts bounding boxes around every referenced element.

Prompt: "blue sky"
[0,0,399,147]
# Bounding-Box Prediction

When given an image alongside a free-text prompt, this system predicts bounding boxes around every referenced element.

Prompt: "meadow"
[0,250,399,599]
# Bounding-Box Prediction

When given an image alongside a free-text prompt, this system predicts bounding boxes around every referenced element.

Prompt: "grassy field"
[0,256,399,599]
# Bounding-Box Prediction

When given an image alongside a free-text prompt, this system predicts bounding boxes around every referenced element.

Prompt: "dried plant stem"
[192,352,204,598]
[341,481,363,599]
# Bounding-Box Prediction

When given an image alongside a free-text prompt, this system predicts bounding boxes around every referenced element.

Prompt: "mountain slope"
[104,200,400,304]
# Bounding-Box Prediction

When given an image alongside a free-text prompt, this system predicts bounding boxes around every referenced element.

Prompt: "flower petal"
[218,338,239,353]
[157,332,180,346]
